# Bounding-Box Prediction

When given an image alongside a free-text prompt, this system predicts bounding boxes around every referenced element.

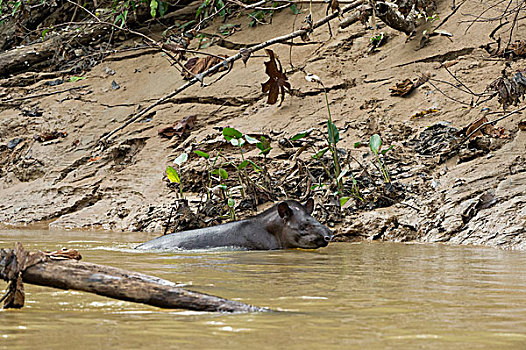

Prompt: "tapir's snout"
[324,227,334,242]
[316,227,333,247]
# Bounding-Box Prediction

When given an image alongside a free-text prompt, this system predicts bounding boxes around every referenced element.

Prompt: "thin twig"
[427,80,471,106]
[434,0,466,30]
[0,85,89,104]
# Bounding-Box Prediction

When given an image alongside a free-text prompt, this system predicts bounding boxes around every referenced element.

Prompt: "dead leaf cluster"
[508,40,526,58]
[390,72,430,96]
[463,116,509,139]
[158,115,197,138]
[488,70,526,110]
[394,0,436,17]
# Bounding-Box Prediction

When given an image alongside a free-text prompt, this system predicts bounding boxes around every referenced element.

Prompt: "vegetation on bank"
[0,0,525,236]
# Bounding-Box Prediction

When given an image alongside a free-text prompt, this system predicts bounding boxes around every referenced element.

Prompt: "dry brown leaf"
[89,156,101,162]
[182,55,228,80]
[162,42,186,60]
[519,121,526,131]
[158,115,197,138]
[390,79,414,96]
[508,40,526,58]
[465,116,509,139]
[465,116,489,139]
[33,130,67,142]
[391,73,429,96]
[240,48,251,66]
[329,0,340,14]
[261,49,291,105]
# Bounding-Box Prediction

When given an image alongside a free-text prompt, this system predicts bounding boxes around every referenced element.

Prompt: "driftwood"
[0,243,265,312]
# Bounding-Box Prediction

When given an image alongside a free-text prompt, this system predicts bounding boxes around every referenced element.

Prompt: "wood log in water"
[0,247,265,312]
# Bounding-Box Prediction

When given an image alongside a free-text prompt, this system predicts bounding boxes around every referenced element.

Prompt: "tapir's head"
[276,199,333,249]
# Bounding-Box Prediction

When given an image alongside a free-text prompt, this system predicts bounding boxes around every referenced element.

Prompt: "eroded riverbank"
[0,1,525,248]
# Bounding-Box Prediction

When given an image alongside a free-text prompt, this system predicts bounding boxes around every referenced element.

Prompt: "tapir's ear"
[304,198,314,215]
[277,202,293,219]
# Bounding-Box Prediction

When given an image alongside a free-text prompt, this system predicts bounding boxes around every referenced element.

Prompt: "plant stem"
[322,85,343,193]
[178,166,184,199]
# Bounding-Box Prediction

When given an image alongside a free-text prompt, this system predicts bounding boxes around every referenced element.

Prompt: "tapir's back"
[136,220,279,250]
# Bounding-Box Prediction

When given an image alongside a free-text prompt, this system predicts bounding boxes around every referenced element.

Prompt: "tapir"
[136,199,333,251]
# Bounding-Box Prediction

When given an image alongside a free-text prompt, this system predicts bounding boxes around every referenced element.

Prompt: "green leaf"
[218,168,228,180]
[380,145,394,155]
[69,76,86,82]
[222,127,243,141]
[158,1,167,17]
[328,121,339,144]
[354,141,363,148]
[196,3,206,18]
[193,150,210,159]
[340,196,353,209]
[12,1,21,16]
[178,20,196,30]
[258,147,272,155]
[230,138,245,147]
[41,28,50,41]
[248,160,261,171]
[218,184,228,191]
[290,128,314,141]
[369,134,382,155]
[238,160,249,170]
[174,152,188,166]
[150,0,158,17]
[227,198,235,208]
[311,183,326,190]
[290,3,300,14]
[166,166,180,183]
[256,136,272,155]
[312,147,329,159]
[244,135,259,144]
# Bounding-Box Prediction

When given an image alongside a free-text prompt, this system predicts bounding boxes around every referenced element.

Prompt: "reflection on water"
[1,230,526,349]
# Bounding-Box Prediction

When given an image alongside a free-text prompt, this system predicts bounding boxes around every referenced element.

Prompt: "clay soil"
[0,1,525,248]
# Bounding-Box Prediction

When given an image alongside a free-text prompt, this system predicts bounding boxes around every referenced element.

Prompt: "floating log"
[0,244,265,313]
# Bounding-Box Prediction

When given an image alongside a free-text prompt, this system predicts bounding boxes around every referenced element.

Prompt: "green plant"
[305,74,343,194]
[166,152,188,198]
[222,127,262,197]
[196,0,228,21]
[256,136,272,158]
[369,134,393,184]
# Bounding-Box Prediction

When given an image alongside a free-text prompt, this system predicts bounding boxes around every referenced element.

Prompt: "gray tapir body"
[136,199,333,251]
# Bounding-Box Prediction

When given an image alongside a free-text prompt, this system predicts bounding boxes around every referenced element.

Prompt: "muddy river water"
[1,229,526,349]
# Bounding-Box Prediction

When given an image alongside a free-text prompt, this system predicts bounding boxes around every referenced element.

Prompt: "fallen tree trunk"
[0,245,265,312]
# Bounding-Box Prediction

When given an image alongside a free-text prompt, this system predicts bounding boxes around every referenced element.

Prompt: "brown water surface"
[1,230,526,349]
